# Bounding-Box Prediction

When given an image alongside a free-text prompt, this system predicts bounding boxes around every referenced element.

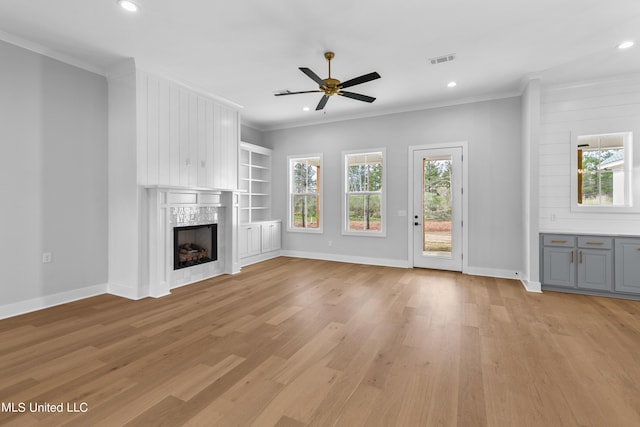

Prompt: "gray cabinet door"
[615,239,640,294]
[543,247,576,287]
[577,249,612,291]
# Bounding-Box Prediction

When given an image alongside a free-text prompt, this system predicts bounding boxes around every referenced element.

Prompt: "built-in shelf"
[239,142,273,223]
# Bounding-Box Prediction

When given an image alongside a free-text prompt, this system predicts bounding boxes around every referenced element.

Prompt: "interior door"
[413,147,462,271]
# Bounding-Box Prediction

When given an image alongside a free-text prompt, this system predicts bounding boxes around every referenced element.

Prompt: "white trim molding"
[0,284,108,320]
[280,250,410,269]
[521,280,543,293]
[407,141,469,273]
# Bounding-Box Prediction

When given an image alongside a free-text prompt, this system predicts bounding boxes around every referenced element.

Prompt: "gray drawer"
[578,236,613,250]
[543,235,575,247]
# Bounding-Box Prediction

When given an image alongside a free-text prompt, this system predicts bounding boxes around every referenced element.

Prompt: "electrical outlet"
[42,252,52,263]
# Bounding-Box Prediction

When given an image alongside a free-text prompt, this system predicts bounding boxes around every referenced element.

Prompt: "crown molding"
[0,30,106,76]
[257,90,522,132]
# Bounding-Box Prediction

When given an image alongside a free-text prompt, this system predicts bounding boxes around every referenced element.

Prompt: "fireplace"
[173,224,218,270]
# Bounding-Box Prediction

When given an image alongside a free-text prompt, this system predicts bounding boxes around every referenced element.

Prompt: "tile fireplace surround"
[146,187,239,298]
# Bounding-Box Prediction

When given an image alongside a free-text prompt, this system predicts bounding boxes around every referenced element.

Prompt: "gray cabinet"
[541,233,638,299]
[543,247,576,287]
[614,238,640,294]
[542,235,576,288]
[576,236,612,291]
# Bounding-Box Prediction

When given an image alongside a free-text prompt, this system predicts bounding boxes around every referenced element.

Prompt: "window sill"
[287,227,323,234]
[342,230,387,238]
[571,205,638,214]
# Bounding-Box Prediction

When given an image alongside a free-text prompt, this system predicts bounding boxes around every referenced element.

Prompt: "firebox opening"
[173,224,218,270]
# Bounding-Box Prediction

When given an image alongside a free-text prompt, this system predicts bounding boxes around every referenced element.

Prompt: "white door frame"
[408,142,469,272]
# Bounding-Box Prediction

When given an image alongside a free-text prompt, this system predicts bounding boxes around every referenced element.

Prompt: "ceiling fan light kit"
[275,52,381,111]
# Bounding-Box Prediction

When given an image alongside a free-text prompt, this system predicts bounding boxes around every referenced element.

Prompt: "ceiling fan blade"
[316,95,330,110]
[338,91,376,103]
[299,67,326,87]
[339,72,381,89]
[274,90,323,96]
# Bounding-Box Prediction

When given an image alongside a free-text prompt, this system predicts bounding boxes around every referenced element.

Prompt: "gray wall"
[0,40,108,305]
[264,96,524,274]
[241,124,266,147]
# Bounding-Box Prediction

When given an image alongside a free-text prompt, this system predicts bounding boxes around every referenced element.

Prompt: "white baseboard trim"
[520,280,542,293]
[465,267,542,293]
[107,283,146,300]
[240,251,281,268]
[464,266,523,281]
[280,250,411,269]
[0,283,108,320]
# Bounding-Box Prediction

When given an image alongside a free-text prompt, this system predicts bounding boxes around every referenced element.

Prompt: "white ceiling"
[0,0,638,130]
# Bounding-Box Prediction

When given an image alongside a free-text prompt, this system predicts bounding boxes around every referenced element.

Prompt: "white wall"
[521,79,541,290]
[263,97,524,275]
[0,40,108,314]
[539,74,640,234]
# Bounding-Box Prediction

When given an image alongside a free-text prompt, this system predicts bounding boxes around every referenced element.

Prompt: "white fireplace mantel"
[146,186,240,298]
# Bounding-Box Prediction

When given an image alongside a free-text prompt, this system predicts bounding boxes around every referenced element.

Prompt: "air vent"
[429,54,456,65]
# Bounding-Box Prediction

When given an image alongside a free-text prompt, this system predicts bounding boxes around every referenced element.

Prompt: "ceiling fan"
[275,52,381,111]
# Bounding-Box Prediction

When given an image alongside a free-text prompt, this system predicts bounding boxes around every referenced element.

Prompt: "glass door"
[413,147,462,271]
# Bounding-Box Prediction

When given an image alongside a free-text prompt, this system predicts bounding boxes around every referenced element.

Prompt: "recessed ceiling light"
[618,40,634,50]
[302,106,310,112]
[117,0,139,12]
[447,81,457,88]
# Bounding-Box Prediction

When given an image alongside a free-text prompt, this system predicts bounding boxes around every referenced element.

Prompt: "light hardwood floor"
[1,257,640,426]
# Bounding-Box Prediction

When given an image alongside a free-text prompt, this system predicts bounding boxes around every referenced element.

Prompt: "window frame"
[571,131,634,213]
[341,148,387,237]
[287,153,323,233]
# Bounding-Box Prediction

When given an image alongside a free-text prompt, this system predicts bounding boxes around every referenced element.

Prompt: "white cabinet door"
[271,221,281,251]
[261,221,282,253]
[239,225,261,259]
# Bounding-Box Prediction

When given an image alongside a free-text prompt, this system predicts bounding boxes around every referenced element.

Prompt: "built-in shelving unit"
[238,142,281,266]
[239,142,272,223]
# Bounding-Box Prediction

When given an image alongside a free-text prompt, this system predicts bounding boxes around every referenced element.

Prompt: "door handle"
[414,222,420,226]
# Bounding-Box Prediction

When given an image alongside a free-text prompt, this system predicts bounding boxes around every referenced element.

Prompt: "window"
[342,149,386,236]
[572,132,633,211]
[288,154,322,232]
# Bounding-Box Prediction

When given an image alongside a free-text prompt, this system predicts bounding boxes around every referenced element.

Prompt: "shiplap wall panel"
[136,72,148,185]
[135,70,239,189]
[205,100,215,188]
[179,90,189,187]
[169,85,180,186]
[197,97,207,187]
[213,104,223,187]
[158,79,171,186]
[539,74,640,234]
[188,93,198,187]
[146,74,159,185]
